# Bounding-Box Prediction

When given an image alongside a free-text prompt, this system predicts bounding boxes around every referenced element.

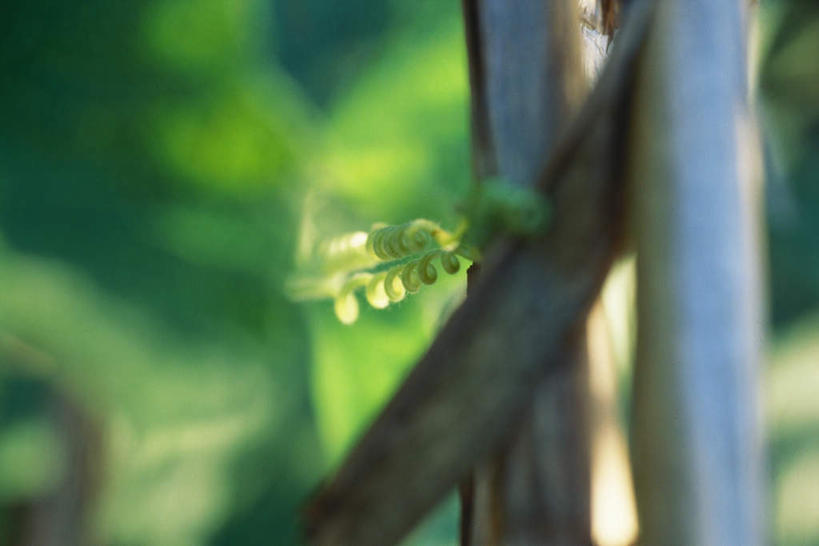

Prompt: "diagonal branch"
[303,3,655,545]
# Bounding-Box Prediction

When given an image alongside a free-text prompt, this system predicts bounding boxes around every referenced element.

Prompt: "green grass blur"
[0,1,817,544]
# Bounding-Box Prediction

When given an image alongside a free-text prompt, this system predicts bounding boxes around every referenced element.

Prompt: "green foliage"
[767,313,819,546]
[0,418,62,501]
[760,1,819,330]
[0,0,466,544]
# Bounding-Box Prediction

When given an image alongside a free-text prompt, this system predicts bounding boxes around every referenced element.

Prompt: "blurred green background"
[0,1,817,544]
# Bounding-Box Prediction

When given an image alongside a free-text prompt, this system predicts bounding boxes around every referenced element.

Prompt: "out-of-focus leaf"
[768,314,819,546]
[318,13,470,225]
[308,274,464,464]
[0,419,63,501]
[0,250,312,544]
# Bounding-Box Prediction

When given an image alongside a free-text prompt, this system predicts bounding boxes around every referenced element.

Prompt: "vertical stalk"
[460,1,590,543]
[629,0,765,544]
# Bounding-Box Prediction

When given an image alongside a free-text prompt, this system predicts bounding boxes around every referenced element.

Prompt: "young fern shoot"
[289,219,476,324]
[287,179,550,324]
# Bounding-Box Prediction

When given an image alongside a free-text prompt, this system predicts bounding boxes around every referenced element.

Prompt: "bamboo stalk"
[629,0,765,543]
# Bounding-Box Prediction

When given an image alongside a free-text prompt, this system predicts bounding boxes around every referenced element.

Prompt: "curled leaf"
[384,267,406,302]
[441,251,460,274]
[289,217,478,323]
[418,252,438,285]
[401,261,422,293]
[334,292,359,325]
[365,273,390,309]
